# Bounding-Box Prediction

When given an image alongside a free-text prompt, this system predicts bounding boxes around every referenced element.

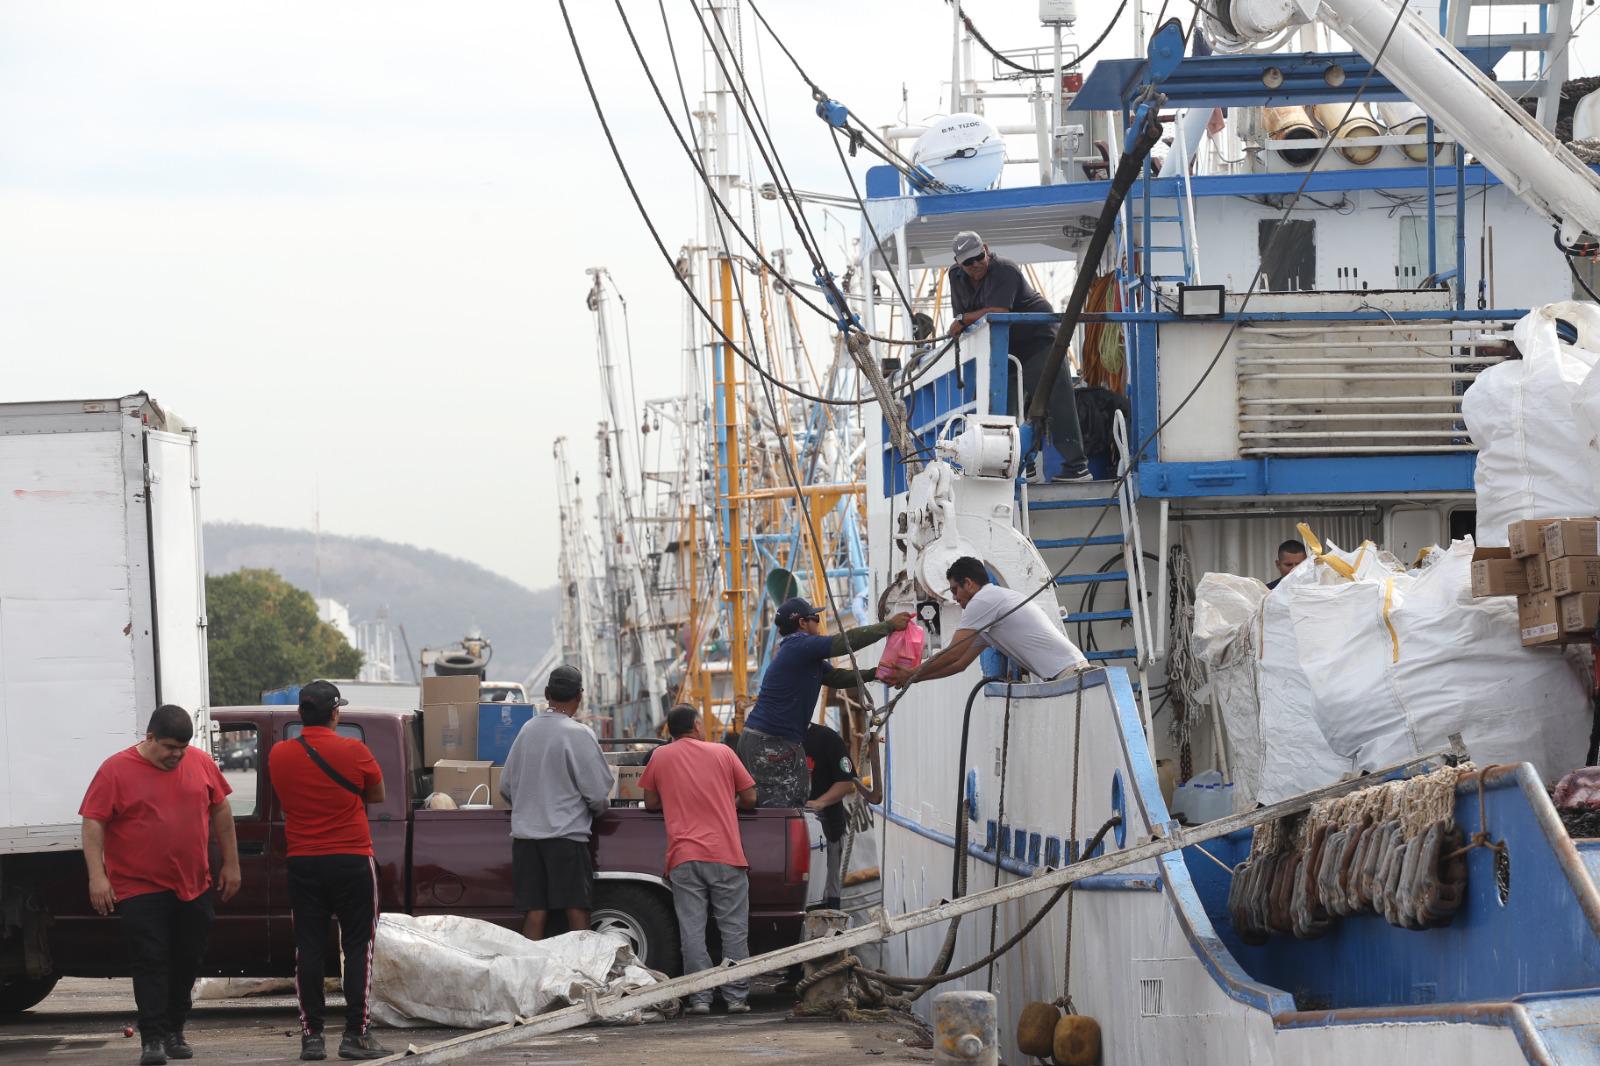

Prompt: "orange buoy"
[1052,1012,1102,1066]
[1016,1002,1060,1057]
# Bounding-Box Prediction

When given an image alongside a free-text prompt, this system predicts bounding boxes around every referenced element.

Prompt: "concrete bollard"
[933,990,998,1066]
[795,909,852,1014]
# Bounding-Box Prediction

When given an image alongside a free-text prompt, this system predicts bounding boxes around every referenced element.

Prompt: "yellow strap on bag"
[1297,521,1357,580]
[1382,577,1401,663]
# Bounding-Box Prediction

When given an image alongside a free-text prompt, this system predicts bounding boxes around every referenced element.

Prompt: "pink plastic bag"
[876,620,927,680]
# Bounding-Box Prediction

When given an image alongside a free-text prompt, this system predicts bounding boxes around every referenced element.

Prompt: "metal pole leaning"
[375,738,1465,1064]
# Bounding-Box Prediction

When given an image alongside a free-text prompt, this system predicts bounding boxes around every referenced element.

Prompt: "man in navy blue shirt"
[737,598,909,808]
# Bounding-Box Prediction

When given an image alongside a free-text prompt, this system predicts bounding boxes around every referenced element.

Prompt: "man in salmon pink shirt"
[79,704,239,1066]
[639,705,756,1015]
[268,681,388,1062]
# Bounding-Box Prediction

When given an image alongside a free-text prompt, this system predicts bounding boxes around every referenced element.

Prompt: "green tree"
[206,569,364,705]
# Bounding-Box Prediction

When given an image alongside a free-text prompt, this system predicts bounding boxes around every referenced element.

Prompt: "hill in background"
[204,523,557,685]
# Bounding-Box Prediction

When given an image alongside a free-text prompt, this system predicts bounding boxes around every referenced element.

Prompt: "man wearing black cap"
[947,230,1090,482]
[268,681,388,1061]
[500,665,613,941]
[737,600,909,808]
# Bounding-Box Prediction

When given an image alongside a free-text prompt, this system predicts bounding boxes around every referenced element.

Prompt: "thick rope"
[1444,765,1508,862]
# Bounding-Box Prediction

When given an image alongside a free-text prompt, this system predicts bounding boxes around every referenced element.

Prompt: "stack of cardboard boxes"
[420,675,512,809]
[418,676,645,806]
[1472,518,1600,646]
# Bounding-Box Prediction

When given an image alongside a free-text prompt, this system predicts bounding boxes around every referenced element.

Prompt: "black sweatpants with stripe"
[287,854,378,1036]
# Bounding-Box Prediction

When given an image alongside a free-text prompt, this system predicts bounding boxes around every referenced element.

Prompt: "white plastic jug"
[1171,771,1234,824]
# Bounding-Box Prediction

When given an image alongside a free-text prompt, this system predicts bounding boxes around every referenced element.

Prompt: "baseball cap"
[299,680,348,716]
[952,231,985,263]
[546,664,584,703]
[776,597,820,626]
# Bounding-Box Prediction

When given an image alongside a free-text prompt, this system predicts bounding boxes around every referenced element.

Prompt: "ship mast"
[588,269,670,734]
[552,437,602,723]
[701,0,752,726]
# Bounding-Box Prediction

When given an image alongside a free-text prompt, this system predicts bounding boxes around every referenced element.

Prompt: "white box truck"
[0,394,208,856]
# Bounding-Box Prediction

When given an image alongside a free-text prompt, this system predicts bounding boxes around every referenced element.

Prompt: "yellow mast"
[719,255,750,728]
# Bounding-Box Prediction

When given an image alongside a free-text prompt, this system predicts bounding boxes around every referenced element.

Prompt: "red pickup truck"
[0,707,810,1011]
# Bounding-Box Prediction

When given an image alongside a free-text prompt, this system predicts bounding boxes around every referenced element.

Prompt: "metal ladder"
[1447,0,1575,130]
[1022,415,1158,732]
[1125,124,1203,298]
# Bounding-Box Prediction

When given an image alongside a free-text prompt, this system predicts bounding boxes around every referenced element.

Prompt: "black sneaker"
[163,1031,193,1060]
[1051,466,1094,483]
[139,1038,168,1066]
[338,1030,389,1060]
[300,1032,327,1061]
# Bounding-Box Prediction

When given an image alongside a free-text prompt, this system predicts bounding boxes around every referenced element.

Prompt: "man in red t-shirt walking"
[268,681,388,1061]
[79,704,240,1066]
[639,705,756,1014]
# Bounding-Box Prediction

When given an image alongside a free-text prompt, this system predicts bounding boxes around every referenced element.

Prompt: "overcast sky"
[2,1,1593,593]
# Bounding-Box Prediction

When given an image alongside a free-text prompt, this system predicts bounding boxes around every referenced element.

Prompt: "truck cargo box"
[0,394,207,854]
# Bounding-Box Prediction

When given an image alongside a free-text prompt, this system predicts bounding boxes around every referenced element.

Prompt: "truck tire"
[0,975,58,1015]
[591,883,681,976]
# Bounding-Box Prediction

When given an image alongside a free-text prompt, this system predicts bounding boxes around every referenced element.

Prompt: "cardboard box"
[1471,547,1529,596]
[1525,555,1552,594]
[489,766,510,810]
[422,703,479,766]
[477,705,535,765]
[1560,592,1600,635]
[1542,519,1600,560]
[1518,591,1562,646]
[422,675,480,707]
[610,764,645,803]
[1509,518,1560,558]
[1549,556,1600,597]
[432,760,494,807]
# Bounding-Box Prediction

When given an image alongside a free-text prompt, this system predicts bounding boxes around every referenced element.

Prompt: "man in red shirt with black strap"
[80,704,240,1066]
[639,705,757,1014]
[268,681,388,1062]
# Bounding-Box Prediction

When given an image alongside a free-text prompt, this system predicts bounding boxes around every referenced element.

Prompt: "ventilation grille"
[1140,978,1164,1017]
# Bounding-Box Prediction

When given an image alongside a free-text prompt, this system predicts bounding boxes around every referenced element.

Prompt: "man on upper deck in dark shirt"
[947,230,1090,482]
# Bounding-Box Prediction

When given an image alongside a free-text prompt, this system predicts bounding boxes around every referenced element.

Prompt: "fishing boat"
[849,0,1600,1060]
[556,0,1600,1057]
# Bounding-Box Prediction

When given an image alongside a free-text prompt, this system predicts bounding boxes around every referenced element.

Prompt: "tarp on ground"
[369,915,661,1028]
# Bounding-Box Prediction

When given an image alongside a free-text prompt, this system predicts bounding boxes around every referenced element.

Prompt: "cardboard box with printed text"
[1470,547,1529,597]
[1542,519,1600,560]
[1549,557,1600,597]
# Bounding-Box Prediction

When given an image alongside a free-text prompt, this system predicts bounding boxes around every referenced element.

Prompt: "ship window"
[1398,215,1456,284]
[1258,219,1316,291]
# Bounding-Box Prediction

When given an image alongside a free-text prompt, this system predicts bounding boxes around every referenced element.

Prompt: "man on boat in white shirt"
[882,556,1088,688]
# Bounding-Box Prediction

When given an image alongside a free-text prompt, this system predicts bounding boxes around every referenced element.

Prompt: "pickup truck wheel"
[0,975,58,1014]
[591,884,681,976]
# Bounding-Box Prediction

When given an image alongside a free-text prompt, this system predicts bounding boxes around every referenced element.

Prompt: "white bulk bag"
[1254,545,1363,805]
[1462,302,1600,545]
[369,915,660,1028]
[1192,572,1270,810]
[1276,538,1587,786]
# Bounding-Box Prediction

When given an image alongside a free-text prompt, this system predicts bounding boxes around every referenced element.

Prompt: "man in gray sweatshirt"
[499,665,613,940]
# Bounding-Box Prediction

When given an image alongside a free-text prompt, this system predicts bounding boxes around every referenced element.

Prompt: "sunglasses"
[960,253,985,267]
